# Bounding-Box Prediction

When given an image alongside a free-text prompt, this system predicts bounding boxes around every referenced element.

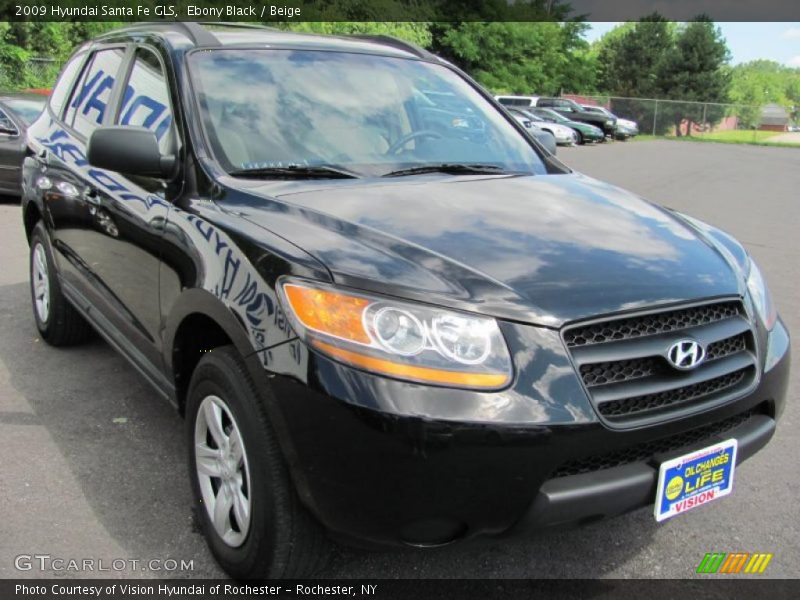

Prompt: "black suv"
[22,23,790,578]
[536,97,616,136]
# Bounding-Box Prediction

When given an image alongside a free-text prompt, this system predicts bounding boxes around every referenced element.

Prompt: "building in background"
[759,103,789,132]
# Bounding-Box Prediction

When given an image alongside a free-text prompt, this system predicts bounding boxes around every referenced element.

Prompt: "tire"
[575,130,584,145]
[29,221,92,346]
[186,346,329,579]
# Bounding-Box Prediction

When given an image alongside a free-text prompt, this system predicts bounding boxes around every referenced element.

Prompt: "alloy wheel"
[194,394,252,547]
[32,242,50,323]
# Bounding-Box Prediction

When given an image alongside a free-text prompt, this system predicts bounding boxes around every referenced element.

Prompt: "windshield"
[189,49,547,177]
[4,98,46,124]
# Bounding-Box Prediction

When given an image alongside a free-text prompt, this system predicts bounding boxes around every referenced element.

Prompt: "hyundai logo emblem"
[667,340,706,370]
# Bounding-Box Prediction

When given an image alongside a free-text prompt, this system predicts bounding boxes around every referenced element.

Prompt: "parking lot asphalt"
[0,139,797,579]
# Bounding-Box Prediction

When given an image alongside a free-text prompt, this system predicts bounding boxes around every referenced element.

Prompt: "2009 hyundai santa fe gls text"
[21,23,790,578]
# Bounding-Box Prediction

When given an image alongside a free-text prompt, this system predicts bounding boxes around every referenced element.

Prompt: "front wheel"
[186,346,329,578]
[575,131,584,145]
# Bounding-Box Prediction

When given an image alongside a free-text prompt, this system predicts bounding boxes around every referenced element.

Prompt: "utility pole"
[653,100,659,136]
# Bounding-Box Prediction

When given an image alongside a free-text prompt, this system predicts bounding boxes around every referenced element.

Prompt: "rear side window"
[49,51,86,118]
[64,48,125,138]
[116,48,175,154]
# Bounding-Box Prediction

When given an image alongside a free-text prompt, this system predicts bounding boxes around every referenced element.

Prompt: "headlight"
[746,259,777,330]
[279,279,513,389]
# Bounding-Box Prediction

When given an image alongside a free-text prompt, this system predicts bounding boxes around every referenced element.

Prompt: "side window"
[49,51,86,118]
[117,48,175,154]
[64,48,125,138]
[0,108,18,134]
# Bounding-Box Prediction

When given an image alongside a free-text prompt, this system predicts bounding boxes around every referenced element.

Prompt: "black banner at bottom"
[3,579,800,600]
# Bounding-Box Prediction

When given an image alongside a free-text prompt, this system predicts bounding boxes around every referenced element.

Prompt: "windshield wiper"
[381,163,518,178]
[228,164,360,179]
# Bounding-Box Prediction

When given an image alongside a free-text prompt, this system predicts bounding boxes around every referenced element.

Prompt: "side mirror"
[87,126,176,178]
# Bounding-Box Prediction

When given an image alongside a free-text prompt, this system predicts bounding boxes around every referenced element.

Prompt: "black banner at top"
[0,0,799,22]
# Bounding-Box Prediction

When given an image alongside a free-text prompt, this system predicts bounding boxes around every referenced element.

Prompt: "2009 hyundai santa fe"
[21,23,790,578]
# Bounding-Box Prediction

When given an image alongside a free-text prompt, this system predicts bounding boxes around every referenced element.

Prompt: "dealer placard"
[654,438,738,522]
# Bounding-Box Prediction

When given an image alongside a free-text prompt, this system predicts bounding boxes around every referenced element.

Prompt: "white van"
[495,95,540,108]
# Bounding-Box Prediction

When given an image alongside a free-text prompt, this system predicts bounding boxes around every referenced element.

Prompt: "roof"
[97,22,432,61]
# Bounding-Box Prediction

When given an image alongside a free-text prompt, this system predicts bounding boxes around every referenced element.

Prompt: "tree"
[594,16,674,133]
[281,21,433,47]
[596,16,674,98]
[656,18,731,135]
[730,60,800,128]
[431,22,596,95]
[0,22,118,90]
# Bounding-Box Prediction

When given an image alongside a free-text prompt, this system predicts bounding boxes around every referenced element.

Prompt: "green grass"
[694,130,781,143]
[633,132,799,148]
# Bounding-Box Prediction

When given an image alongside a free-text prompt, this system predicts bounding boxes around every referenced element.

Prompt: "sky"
[586,22,800,67]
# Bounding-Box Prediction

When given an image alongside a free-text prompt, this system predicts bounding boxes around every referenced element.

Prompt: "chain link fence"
[0,57,62,92]
[564,94,790,139]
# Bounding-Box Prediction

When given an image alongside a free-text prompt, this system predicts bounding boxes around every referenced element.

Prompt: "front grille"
[580,357,659,387]
[551,407,759,478]
[597,367,752,418]
[564,301,742,348]
[564,300,758,426]
[706,333,747,360]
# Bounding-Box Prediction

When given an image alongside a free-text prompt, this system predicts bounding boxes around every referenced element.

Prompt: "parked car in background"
[508,110,558,154]
[535,98,616,137]
[510,108,577,146]
[582,105,639,140]
[495,95,539,109]
[0,93,47,195]
[495,95,615,138]
[529,107,605,145]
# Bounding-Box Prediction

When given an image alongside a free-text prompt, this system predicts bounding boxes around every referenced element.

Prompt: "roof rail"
[349,35,434,60]
[99,22,221,47]
[194,21,279,32]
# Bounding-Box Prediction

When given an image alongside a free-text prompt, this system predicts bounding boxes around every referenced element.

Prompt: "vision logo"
[696,552,773,574]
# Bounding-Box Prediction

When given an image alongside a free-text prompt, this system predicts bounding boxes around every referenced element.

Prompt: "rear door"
[37,45,129,298]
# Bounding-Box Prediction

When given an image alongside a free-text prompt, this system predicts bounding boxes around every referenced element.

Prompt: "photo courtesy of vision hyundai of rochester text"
[20,23,790,578]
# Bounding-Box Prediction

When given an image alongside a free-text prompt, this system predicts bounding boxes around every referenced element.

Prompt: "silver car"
[511,109,577,145]
[509,111,557,154]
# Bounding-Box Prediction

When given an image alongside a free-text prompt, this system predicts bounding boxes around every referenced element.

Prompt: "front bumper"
[550,130,577,145]
[615,126,639,139]
[266,319,790,548]
[578,127,605,142]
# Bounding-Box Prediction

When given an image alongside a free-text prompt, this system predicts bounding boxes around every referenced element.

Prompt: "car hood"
[224,173,742,327]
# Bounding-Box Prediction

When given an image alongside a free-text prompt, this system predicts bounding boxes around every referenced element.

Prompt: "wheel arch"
[23,199,43,244]
[164,288,260,413]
